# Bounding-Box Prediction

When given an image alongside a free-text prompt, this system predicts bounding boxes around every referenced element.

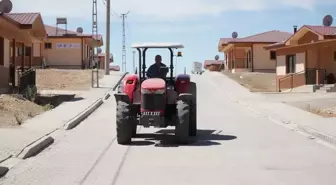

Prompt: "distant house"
[264,25,336,91]
[97,53,113,69]
[204,60,224,71]
[39,25,103,69]
[218,30,292,73]
[0,13,46,92]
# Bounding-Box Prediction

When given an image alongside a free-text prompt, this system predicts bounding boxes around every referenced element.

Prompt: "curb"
[210,75,336,148]
[63,98,104,130]
[112,72,128,91]
[103,92,111,100]
[296,124,336,146]
[0,72,128,178]
[17,136,55,159]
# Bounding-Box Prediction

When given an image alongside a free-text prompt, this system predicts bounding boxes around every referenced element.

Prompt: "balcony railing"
[19,68,36,93]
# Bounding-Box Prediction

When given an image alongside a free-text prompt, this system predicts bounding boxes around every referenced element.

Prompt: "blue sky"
[13,0,336,74]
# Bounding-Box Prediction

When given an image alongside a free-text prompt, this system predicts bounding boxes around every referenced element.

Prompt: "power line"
[121,11,130,72]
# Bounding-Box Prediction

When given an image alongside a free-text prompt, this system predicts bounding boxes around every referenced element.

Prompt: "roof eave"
[264,43,285,50]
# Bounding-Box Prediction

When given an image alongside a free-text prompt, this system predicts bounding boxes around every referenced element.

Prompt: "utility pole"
[92,0,98,69]
[132,50,135,72]
[121,11,130,72]
[92,0,100,87]
[105,0,111,75]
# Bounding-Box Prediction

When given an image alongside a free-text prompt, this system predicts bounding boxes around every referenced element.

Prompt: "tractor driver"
[146,55,168,79]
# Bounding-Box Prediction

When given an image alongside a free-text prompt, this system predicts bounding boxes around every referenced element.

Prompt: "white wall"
[276,52,306,76]
[253,44,276,70]
[296,52,305,72]
[3,39,10,67]
[33,43,41,57]
[276,55,286,75]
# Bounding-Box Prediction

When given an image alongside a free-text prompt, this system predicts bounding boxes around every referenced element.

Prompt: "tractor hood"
[141,78,166,90]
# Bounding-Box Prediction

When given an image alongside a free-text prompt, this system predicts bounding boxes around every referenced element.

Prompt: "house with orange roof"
[218,30,292,73]
[203,60,224,71]
[41,24,103,69]
[264,25,336,92]
[0,13,47,93]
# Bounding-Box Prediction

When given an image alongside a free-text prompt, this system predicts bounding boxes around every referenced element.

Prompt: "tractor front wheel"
[116,101,133,145]
[189,82,197,136]
[175,100,191,144]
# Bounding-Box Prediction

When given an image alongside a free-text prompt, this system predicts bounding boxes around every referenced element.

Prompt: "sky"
[12,0,336,74]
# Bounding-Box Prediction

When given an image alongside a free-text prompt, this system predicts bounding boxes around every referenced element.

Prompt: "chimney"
[293,25,297,33]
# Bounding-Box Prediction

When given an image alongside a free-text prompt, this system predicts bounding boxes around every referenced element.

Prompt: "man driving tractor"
[146,55,168,79]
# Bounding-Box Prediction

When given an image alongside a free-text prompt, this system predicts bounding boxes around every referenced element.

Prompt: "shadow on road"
[132,129,237,147]
[68,97,84,102]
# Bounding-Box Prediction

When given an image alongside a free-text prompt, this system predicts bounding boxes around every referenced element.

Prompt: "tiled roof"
[264,40,286,49]
[304,25,336,36]
[265,25,336,50]
[228,30,292,43]
[204,60,224,67]
[45,25,102,41]
[45,25,78,36]
[4,13,40,25]
[219,38,236,44]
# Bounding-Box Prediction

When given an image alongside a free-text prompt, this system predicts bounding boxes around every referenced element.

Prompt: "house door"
[305,68,316,84]
[246,50,251,68]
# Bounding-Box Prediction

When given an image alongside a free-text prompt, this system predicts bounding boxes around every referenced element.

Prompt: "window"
[286,55,296,74]
[17,47,23,56]
[270,51,276,60]
[44,43,52,49]
[25,47,31,56]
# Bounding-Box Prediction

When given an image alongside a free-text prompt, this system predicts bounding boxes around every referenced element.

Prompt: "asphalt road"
[1,73,336,185]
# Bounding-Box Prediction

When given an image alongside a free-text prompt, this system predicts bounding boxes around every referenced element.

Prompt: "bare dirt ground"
[223,71,277,92]
[0,94,46,128]
[36,69,104,90]
[0,69,105,128]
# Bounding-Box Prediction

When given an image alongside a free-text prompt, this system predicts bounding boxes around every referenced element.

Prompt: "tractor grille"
[141,93,165,111]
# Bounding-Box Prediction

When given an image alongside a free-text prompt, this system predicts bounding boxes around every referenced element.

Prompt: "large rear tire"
[175,100,190,144]
[116,101,133,145]
[189,82,197,136]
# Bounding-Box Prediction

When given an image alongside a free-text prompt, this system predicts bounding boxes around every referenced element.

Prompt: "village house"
[0,13,47,93]
[264,25,336,92]
[204,60,224,71]
[40,25,103,69]
[218,30,292,73]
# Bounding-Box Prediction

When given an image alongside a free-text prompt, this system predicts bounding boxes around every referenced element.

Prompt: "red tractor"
[114,43,197,145]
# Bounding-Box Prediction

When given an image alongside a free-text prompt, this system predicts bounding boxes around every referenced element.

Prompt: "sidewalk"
[204,71,336,145]
[0,72,124,163]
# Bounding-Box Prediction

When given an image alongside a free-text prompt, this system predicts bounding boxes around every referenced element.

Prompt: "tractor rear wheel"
[132,124,137,137]
[116,101,133,145]
[175,100,191,144]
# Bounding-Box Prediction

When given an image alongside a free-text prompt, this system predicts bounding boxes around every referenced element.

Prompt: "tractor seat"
[141,78,166,90]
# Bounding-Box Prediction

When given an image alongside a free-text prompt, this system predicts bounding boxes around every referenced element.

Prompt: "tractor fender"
[123,74,138,102]
[114,93,131,104]
[178,93,194,103]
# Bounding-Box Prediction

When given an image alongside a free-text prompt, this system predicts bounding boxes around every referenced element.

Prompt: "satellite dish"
[323,15,333,26]
[215,55,219,60]
[97,48,102,53]
[0,0,13,13]
[232,31,238,38]
[76,27,83,33]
